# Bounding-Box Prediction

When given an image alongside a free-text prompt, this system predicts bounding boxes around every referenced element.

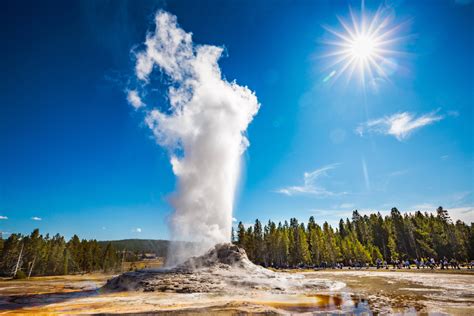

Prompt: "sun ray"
[337,16,357,39]
[320,40,352,48]
[368,57,389,81]
[349,7,360,37]
[323,26,354,43]
[320,50,352,59]
[366,7,383,35]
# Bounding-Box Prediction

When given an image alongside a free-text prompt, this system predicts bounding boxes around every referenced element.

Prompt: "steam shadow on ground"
[0,289,100,311]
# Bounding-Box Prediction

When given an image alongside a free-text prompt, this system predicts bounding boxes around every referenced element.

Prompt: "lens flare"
[322,5,408,87]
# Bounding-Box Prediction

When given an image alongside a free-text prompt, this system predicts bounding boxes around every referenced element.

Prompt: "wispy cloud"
[127,90,145,109]
[31,216,42,221]
[132,227,142,233]
[309,209,353,216]
[338,203,355,209]
[448,206,474,223]
[356,111,444,141]
[447,110,459,117]
[308,208,360,226]
[388,169,409,177]
[276,163,346,197]
[410,203,473,224]
[449,191,472,206]
[238,222,257,229]
[0,216,8,220]
[411,203,438,210]
[374,169,410,193]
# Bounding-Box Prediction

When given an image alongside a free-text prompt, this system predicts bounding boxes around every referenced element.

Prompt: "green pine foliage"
[236,207,473,267]
[0,229,121,277]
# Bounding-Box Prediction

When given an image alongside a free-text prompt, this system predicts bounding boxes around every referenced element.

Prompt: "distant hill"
[98,239,170,257]
[98,239,193,257]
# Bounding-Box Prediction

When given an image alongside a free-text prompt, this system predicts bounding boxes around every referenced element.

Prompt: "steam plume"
[127,12,260,264]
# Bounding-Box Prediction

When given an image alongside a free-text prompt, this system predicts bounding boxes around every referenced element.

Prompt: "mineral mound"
[104,243,341,294]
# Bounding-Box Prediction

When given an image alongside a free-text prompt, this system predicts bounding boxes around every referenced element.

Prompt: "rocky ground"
[303,270,474,314]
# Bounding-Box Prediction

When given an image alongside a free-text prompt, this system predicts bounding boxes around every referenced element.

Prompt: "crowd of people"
[309,258,474,270]
[347,257,473,270]
[382,257,467,270]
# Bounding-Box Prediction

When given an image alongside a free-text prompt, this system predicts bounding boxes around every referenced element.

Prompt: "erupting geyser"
[109,11,342,298]
[127,11,260,264]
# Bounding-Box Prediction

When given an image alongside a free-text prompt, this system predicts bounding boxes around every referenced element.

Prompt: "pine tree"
[253,220,264,265]
[296,223,311,265]
[244,226,255,260]
[102,242,117,273]
[277,222,290,267]
[1,234,22,275]
[236,222,246,247]
[308,218,323,265]
[469,224,474,260]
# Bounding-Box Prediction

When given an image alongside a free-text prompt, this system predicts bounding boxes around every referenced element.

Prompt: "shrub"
[13,270,27,279]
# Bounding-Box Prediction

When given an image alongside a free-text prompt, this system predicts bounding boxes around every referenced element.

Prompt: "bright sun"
[350,35,376,60]
[323,6,407,87]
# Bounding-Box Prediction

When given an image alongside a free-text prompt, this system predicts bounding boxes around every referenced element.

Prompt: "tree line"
[233,207,474,267]
[0,229,121,278]
[1,206,472,276]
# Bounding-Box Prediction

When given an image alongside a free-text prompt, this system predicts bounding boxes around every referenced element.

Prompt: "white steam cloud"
[128,12,260,264]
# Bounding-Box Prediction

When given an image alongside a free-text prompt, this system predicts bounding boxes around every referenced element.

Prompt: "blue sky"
[1,0,473,240]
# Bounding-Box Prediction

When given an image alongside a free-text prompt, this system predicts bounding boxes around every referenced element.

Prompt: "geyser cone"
[104,243,344,294]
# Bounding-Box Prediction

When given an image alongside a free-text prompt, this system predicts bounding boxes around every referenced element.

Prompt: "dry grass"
[122,258,164,271]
